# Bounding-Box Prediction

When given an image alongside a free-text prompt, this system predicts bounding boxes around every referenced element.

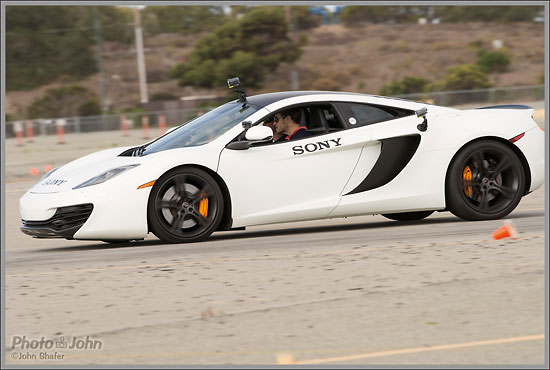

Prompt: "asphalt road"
[3,179,546,365]
[3,99,547,364]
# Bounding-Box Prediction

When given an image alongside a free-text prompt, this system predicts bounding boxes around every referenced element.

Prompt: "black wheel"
[446,140,524,221]
[147,167,224,243]
[382,211,434,221]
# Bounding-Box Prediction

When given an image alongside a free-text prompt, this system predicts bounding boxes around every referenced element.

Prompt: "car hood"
[30,146,139,194]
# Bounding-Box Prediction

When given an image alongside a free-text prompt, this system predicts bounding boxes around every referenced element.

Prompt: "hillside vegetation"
[5,6,544,118]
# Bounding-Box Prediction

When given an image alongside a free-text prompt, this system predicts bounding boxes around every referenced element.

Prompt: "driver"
[273,108,311,141]
[262,116,285,142]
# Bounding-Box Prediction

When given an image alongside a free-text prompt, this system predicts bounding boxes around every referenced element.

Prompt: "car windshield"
[140,101,260,156]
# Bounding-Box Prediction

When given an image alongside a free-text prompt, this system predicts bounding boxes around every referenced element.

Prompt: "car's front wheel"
[446,140,525,221]
[148,167,224,243]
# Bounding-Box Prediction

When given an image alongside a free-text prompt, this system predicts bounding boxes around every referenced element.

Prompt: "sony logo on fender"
[42,179,67,186]
[292,138,342,156]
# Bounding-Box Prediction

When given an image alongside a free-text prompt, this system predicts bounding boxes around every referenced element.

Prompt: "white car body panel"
[19,92,545,241]
[218,130,364,227]
[514,125,545,192]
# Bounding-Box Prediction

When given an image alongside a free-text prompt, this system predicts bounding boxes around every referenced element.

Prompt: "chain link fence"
[395,84,544,107]
[5,107,213,139]
[4,85,544,139]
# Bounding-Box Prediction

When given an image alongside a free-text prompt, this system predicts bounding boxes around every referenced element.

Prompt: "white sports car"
[20,81,545,243]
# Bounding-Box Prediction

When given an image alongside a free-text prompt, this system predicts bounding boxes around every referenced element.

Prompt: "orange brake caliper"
[198,193,209,217]
[463,166,473,197]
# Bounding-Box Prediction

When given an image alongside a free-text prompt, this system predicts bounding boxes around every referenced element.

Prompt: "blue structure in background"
[309,5,346,24]
[332,5,345,24]
[309,6,329,24]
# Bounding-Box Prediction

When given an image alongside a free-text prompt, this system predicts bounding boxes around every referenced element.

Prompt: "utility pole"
[285,6,299,90]
[92,6,107,113]
[134,6,149,104]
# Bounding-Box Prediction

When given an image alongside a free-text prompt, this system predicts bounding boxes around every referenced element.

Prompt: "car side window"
[334,102,413,128]
[322,106,344,131]
[307,105,345,134]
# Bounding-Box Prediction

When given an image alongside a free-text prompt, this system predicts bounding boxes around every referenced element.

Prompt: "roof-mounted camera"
[227,77,247,103]
[415,107,428,132]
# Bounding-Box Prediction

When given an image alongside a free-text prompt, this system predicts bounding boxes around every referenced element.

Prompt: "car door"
[329,101,437,217]
[217,105,370,228]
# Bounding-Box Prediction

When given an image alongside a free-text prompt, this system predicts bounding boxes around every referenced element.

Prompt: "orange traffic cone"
[120,114,129,136]
[159,114,166,135]
[142,116,150,139]
[491,220,518,240]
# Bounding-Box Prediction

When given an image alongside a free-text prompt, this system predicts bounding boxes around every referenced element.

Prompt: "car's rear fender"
[443,135,532,204]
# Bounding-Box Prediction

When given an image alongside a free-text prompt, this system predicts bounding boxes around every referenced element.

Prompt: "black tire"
[446,140,525,221]
[381,211,434,221]
[147,167,224,243]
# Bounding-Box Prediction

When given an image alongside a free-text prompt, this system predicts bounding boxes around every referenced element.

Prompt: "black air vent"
[22,204,94,232]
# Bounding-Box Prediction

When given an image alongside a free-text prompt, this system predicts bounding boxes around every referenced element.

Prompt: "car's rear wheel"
[148,167,224,243]
[381,211,434,221]
[446,140,524,221]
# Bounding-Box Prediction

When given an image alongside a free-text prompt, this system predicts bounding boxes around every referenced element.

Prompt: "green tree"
[142,6,227,36]
[6,6,133,91]
[292,6,323,30]
[379,76,431,95]
[171,7,301,89]
[476,50,510,73]
[6,6,95,90]
[442,64,491,90]
[27,85,101,118]
[77,6,134,43]
[78,98,102,116]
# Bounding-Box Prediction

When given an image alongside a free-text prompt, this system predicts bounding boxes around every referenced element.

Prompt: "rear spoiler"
[476,104,535,118]
[476,104,532,110]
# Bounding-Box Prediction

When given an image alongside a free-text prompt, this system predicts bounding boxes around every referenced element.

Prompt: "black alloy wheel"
[446,140,525,221]
[148,167,224,243]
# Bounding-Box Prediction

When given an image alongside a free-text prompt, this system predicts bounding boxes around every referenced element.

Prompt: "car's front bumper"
[21,204,94,239]
[19,179,152,240]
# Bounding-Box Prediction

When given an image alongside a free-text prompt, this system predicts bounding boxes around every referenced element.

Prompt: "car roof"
[244,91,424,108]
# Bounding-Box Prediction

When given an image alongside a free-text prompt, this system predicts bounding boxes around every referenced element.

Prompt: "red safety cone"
[159,114,166,135]
[491,220,518,240]
[26,120,34,143]
[121,114,129,136]
[56,119,66,144]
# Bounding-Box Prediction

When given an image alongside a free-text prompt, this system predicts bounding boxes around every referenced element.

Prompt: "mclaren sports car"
[20,81,545,243]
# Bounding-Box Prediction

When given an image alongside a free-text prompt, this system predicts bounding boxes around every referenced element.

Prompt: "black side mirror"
[226,141,252,150]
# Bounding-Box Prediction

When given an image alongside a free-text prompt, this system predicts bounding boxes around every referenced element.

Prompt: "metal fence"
[4,107,213,139]
[4,85,544,139]
[395,84,544,107]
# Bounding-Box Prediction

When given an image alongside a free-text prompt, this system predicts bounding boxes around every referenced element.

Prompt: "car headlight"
[73,164,140,190]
